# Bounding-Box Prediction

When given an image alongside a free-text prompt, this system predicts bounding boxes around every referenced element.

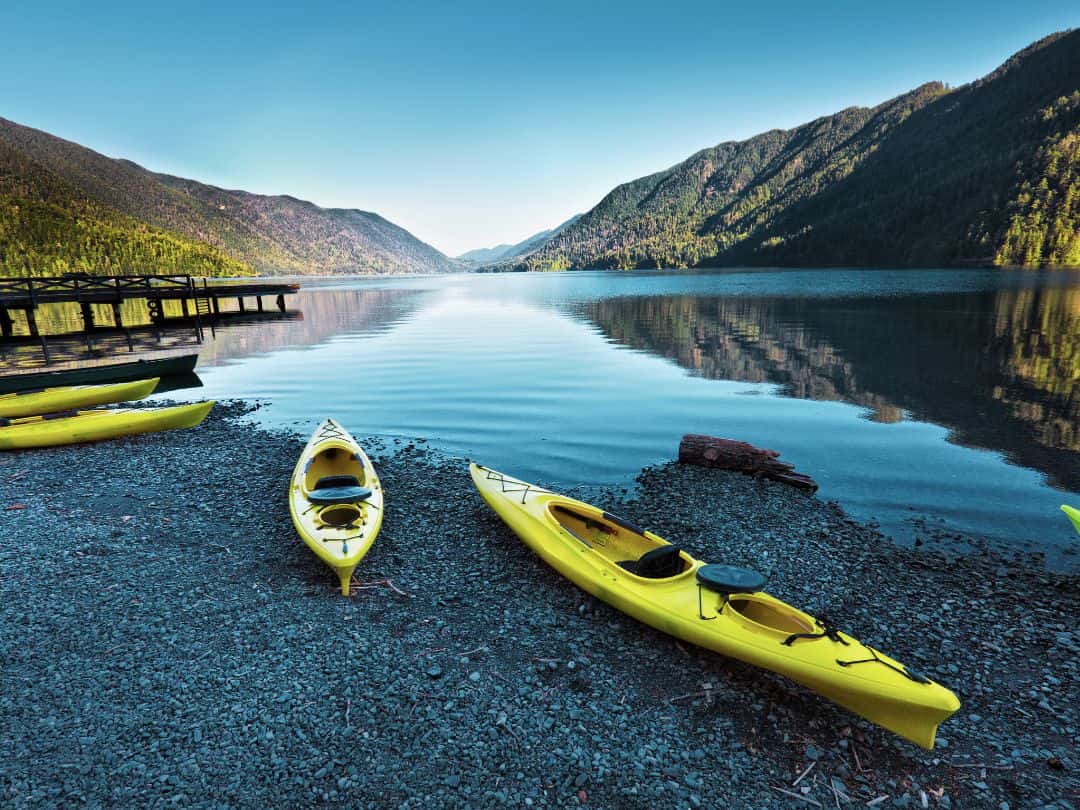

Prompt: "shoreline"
[2,402,1076,808]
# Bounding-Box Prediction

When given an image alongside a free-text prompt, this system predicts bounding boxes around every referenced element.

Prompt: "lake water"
[45,269,1080,565]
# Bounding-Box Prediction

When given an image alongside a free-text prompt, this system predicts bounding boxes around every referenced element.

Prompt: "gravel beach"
[1,403,1077,808]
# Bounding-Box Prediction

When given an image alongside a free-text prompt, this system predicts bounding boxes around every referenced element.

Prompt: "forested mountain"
[519,29,1080,270]
[0,117,458,276]
[0,137,251,277]
[459,214,582,264]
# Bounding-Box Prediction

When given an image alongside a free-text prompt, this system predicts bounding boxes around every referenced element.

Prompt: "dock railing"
[0,272,298,366]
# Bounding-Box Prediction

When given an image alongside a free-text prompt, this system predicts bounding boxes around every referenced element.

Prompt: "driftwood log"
[678,434,818,491]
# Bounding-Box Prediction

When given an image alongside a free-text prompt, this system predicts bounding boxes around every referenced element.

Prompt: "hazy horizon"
[1,1,1074,255]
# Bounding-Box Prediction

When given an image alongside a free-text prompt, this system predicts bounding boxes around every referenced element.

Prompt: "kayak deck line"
[476,464,552,504]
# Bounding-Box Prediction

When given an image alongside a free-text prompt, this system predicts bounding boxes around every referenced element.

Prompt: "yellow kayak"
[470,463,960,749]
[0,401,214,450]
[0,377,160,419]
[289,418,384,595]
[1063,505,1080,535]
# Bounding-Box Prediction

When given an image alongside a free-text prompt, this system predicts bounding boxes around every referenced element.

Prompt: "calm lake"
[29,268,1080,565]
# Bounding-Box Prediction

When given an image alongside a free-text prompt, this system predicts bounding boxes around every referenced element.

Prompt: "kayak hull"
[470,463,960,749]
[0,378,159,419]
[289,418,384,595]
[0,401,214,449]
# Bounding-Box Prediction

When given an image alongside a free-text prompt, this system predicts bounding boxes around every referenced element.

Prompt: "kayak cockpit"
[693,565,813,634]
[304,447,368,492]
[548,504,694,579]
[317,503,364,528]
[725,595,815,635]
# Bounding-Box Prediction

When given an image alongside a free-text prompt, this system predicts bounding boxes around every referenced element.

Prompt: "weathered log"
[678,434,818,491]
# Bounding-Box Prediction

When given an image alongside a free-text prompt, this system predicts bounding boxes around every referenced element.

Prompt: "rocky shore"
[1,403,1077,808]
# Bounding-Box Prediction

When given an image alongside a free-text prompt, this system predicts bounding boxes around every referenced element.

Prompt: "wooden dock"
[0,273,299,363]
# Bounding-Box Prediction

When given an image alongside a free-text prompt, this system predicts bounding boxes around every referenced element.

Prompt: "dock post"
[257,296,264,312]
[80,301,97,332]
[277,294,285,312]
[112,301,133,352]
[23,308,51,364]
[212,297,220,315]
[0,307,12,337]
[238,297,245,313]
[147,297,163,343]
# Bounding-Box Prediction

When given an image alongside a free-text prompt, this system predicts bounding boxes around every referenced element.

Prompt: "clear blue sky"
[1,1,1074,255]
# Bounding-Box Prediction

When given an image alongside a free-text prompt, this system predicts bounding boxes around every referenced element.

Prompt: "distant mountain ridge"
[0,117,459,276]
[459,214,582,264]
[458,243,517,263]
[517,29,1080,270]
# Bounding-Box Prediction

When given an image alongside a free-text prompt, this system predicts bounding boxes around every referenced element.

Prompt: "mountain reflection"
[583,287,1080,490]
[194,287,421,366]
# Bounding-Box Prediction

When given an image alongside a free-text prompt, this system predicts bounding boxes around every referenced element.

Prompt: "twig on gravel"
[351,578,410,597]
[457,646,489,657]
[851,742,862,772]
[770,786,822,806]
[865,797,889,807]
[829,780,846,809]
[946,762,1013,770]
[792,761,816,786]
[344,698,351,729]
[669,690,711,703]
[531,656,560,664]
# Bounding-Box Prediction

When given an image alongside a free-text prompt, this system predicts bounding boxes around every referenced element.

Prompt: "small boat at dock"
[0,353,198,393]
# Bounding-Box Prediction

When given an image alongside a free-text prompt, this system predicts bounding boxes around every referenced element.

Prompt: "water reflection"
[583,286,1080,490]
[194,287,422,366]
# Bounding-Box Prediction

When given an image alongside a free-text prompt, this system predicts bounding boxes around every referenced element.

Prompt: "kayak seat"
[308,474,372,505]
[696,564,767,594]
[618,545,686,578]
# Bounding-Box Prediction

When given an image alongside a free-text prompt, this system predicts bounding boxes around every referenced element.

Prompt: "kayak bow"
[1063,505,1080,535]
